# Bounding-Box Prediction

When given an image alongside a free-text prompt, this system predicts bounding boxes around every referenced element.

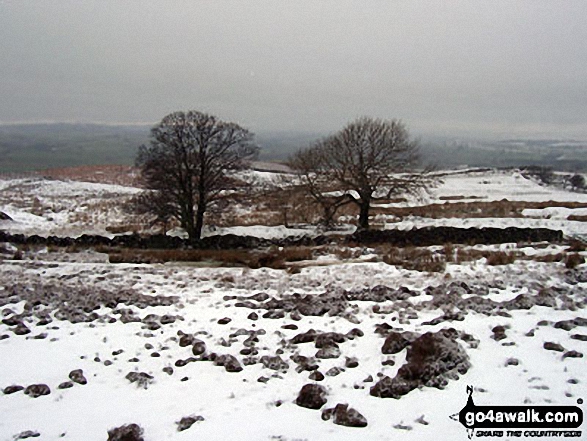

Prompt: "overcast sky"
[1,0,586,138]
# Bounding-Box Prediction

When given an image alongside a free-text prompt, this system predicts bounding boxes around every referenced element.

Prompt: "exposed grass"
[380,246,446,272]
[371,200,587,220]
[565,253,585,269]
[105,246,314,269]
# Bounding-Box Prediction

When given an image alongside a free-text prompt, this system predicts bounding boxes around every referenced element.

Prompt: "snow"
[1,168,586,440]
[0,259,585,440]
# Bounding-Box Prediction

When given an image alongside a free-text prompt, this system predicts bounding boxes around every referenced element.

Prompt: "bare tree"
[290,117,434,230]
[569,173,585,190]
[288,145,353,227]
[136,111,259,242]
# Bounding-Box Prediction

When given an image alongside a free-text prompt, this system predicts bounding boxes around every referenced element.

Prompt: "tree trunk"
[193,186,207,242]
[357,200,370,231]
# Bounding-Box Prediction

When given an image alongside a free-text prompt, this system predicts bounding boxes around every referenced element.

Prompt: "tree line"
[136,110,435,242]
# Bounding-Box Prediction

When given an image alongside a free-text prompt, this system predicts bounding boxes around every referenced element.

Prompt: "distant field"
[0,124,149,173]
[1,123,586,173]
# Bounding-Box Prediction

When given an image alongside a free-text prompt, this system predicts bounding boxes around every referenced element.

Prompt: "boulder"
[295,384,327,409]
[322,403,368,428]
[107,424,144,441]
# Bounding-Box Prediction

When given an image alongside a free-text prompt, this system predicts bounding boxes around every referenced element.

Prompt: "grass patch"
[106,246,314,269]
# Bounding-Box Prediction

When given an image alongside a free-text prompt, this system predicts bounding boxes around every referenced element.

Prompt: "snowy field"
[0,169,586,441]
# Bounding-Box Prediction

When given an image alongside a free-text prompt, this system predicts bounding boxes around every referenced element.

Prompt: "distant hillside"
[0,123,149,173]
[420,138,587,171]
[1,123,586,173]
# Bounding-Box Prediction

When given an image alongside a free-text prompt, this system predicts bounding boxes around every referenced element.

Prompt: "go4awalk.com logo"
[450,386,583,439]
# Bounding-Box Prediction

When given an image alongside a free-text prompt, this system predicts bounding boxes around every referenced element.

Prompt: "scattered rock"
[107,423,144,441]
[214,354,243,373]
[322,403,368,428]
[315,332,346,348]
[176,415,204,432]
[309,371,324,381]
[563,350,583,359]
[3,385,24,394]
[260,355,289,371]
[24,384,50,398]
[316,346,341,359]
[217,317,232,325]
[191,339,206,356]
[125,372,154,389]
[491,325,507,341]
[345,357,359,368]
[14,431,40,439]
[69,369,87,385]
[291,329,319,344]
[371,330,470,399]
[543,342,565,352]
[505,358,520,366]
[326,367,344,377]
[58,381,74,389]
[571,334,587,341]
[295,384,328,409]
[247,312,258,321]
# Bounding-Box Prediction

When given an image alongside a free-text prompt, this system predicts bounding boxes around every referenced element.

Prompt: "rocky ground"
[0,169,586,440]
[0,251,585,440]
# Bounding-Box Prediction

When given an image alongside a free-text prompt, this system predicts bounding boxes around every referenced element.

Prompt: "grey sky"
[1,0,586,137]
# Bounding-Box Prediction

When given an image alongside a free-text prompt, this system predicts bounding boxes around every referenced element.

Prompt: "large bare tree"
[136,111,258,241]
[290,117,434,230]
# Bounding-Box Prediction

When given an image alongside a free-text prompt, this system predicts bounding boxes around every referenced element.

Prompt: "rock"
[505,358,519,366]
[69,369,87,385]
[58,381,74,389]
[571,334,587,341]
[316,346,341,359]
[247,312,259,321]
[14,431,40,439]
[309,371,324,381]
[263,310,285,319]
[290,310,302,321]
[345,357,359,368]
[163,367,174,375]
[322,403,368,428]
[543,342,565,352]
[282,324,298,330]
[315,332,346,348]
[260,355,289,371]
[295,384,328,409]
[257,376,270,383]
[554,320,576,331]
[214,354,243,373]
[13,323,31,335]
[191,339,206,356]
[382,332,412,354]
[3,385,24,394]
[107,423,144,441]
[563,350,583,359]
[178,332,195,347]
[125,372,154,389]
[176,415,204,432]
[326,367,344,377]
[291,355,319,372]
[370,330,470,398]
[24,384,50,398]
[217,317,232,325]
[291,329,319,344]
[491,325,507,341]
[346,328,364,339]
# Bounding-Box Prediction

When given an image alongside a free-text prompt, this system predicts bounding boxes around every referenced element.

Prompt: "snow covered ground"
[0,168,586,440]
